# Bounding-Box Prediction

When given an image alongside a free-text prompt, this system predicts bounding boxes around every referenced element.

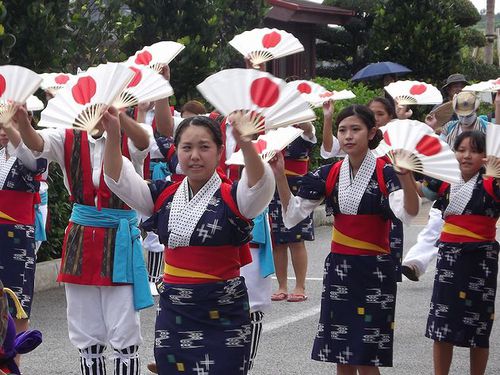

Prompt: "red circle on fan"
[383,131,392,146]
[250,78,280,107]
[409,84,427,95]
[262,31,282,48]
[416,134,441,156]
[135,50,153,66]
[55,74,70,85]
[297,82,312,94]
[254,139,268,153]
[72,76,97,105]
[0,75,5,97]
[128,67,142,88]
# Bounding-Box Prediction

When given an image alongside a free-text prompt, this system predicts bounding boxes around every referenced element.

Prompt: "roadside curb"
[34,207,333,293]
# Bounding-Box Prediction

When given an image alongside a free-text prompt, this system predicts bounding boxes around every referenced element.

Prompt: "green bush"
[309,77,383,169]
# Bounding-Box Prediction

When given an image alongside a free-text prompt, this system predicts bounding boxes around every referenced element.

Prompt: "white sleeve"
[126,123,153,177]
[12,142,39,172]
[31,128,66,166]
[149,142,164,159]
[104,156,155,217]
[389,189,420,225]
[320,137,341,159]
[236,164,275,219]
[301,126,317,144]
[282,195,323,229]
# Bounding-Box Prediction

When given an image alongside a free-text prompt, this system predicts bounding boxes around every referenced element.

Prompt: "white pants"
[402,206,444,277]
[65,284,143,350]
[240,248,272,313]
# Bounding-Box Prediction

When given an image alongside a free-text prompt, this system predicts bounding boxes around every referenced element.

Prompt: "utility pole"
[485,0,496,64]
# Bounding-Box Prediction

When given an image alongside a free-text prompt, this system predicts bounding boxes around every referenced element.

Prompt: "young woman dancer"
[270,104,419,374]
[103,111,275,374]
[423,131,499,375]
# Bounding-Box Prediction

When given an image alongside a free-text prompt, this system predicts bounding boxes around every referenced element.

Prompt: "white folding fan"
[40,72,74,96]
[26,95,44,111]
[485,123,500,178]
[463,78,500,93]
[111,65,174,109]
[0,65,42,123]
[197,68,316,137]
[38,63,134,134]
[126,41,185,73]
[226,126,304,165]
[286,80,356,108]
[229,28,304,68]
[377,119,461,183]
[384,80,443,105]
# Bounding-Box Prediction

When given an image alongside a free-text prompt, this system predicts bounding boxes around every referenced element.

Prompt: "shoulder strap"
[375,157,389,197]
[153,181,182,212]
[438,181,450,197]
[220,182,250,223]
[166,144,176,160]
[483,177,500,202]
[325,160,343,198]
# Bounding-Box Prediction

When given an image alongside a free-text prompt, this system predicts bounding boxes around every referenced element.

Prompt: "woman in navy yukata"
[103,109,275,375]
[270,104,420,375]
[422,130,499,375]
[0,107,47,336]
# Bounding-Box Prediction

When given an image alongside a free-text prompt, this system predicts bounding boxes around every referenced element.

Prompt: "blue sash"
[250,209,275,278]
[34,191,48,242]
[70,203,153,310]
[150,161,170,181]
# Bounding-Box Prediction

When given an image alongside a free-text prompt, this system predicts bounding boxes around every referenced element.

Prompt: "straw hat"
[452,92,480,116]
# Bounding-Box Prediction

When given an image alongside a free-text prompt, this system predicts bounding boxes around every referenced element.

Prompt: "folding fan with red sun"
[125,41,185,73]
[385,80,443,105]
[196,69,315,137]
[376,119,461,183]
[38,63,135,134]
[40,72,74,96]
[464,78,500,93]
[229,28,304,68]
[286,80,356,108]
[226,126,304,165]
[111,65,174,109]
[0,65,42,123]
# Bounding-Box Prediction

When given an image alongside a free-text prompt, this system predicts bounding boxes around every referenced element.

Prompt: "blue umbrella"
[351,61,411,81]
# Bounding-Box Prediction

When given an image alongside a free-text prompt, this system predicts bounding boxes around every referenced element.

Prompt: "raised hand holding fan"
[112,65,173,109]
[229,28,304,68]
[385,80,443,105]
[0,65,42,123]
[38,63,134,134]
[197,69,315,137]
[226,126,304,165]
[378,119,461,183]
[126,41,185,73]
[485,123,500,178]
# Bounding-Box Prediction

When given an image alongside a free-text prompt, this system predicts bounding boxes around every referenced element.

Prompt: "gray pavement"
[22,223,500,374]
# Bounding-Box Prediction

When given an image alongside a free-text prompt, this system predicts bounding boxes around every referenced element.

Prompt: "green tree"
[369,0,463,83]
[123,0,267,104]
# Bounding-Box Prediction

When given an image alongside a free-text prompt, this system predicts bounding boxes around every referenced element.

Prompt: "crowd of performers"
[0,64,499,375]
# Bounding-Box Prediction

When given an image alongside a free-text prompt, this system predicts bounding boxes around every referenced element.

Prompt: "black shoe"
[402,265,419,281]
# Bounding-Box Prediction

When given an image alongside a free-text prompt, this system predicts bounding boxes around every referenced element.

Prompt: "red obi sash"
[331,214,391,255]
[0,190,38,225]
[284,157,309,176]
[163,244,252,284]
[441,215,498,243]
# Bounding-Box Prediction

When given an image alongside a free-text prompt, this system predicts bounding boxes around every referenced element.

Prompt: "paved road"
[22,214,500,374]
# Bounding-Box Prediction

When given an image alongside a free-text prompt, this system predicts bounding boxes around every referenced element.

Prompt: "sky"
[470,0,498,13]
